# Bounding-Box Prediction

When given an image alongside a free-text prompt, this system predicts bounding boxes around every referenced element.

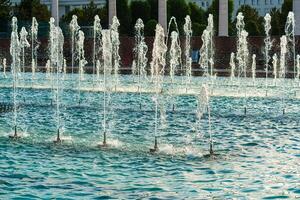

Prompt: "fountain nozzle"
[53,129,62,143]
[209,141,214,156]
[9,126,20,140]
[150,136,158,153]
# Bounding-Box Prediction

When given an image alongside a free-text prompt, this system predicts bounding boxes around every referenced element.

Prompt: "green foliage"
[117,0,132,35]
[235,5,264,36]
[269,8,281,35]
[189,2,206,25]
[147,0,158,20]
[13,0,50,22]
[61,1,108,28]
[167,0,190,34]
[0,0,11,32]
[192,22,206,36]
[131,0,151,25]
[144,19,157,36]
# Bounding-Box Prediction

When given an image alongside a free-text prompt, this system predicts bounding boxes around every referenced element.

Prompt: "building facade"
[234,0,284,16]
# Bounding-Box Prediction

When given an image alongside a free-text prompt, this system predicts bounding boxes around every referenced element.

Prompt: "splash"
[31,17,39,78]
[111,16,121,86]
[251,54,256,82]
[279,36,287,79]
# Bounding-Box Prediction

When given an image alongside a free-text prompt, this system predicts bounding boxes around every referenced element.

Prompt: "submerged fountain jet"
[9,17,21,140]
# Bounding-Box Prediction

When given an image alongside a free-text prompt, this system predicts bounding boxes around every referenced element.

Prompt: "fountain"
[93,15,102,86]
[296,55,300,80]
[111,16,121,88]
[20,27,30,73]
[99,29,113,148]
[2,58,6,77]
[77,30,87,105]
[252,54,256,84]
[280,35,287,115]
[230,52,236,81]
[196,85,213,156]
[70,15,80,74]
[169,31,181,83]
[133,18,148,109]
[51,26,65,143]
[272,54,278,85]
[264,13,272,88]
[9,17,21,139]
[199,14,214,78]
[149,24,167,153]
[31,17,39,79]
[183,15,192,87]
[285,12,295,77]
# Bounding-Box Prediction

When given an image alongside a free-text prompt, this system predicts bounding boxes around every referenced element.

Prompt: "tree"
[147,0,158,21]
[117,0,131,35]
[167,0,190,34]
[61,1,108,28]
[235,5,264,36]
[192,22,206,36]
[189,2,206,25]
[144,19,157,36]
[131,0,150,26]
[270,8,281,36]
[14,0,50,22]
[0,0,12,32]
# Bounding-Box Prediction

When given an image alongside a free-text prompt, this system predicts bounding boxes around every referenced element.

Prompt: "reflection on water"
[0,74,299,199]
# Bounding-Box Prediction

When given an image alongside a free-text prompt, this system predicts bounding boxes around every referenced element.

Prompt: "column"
[219,0,228,36]
[109,0,117,25]
[158,0,167,33]
[294,0,300,35]
[52,0,59,26]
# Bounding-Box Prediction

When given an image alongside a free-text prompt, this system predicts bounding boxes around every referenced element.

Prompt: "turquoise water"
[0,74,299,199]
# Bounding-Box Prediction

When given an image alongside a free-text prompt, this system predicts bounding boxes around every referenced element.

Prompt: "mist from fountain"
[111,16,121,88]
[230,52,236,81]
[133,18,148,109]
[252,54,256,83]
[77,30,87,104]
[236,12,245,82]
[150,24,167,152]
[101,29,113,146]
[49,26,65,142]
[272,54,278,85]
[70,15,80,74]
[296,55,300,80]
[93,15,102,86]
[285,12,295,77]
[169,31,181,83]
[264,13,272,88]
[279,36,287,79]
[199,14,214,78]
[31,17,39,79]
[196,85,212,155]
[183,15,192,87]
[10,17,21,138]
[280,35,287,114]
[20,27,30,72]
[2,58,6,77]
[166,17,180,46]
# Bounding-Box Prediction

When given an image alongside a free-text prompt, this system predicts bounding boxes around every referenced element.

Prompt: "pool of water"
[0,74,299,199]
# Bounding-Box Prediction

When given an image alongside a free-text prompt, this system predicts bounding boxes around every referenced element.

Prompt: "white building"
[10,0,106,18]
[234,0,284,16]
